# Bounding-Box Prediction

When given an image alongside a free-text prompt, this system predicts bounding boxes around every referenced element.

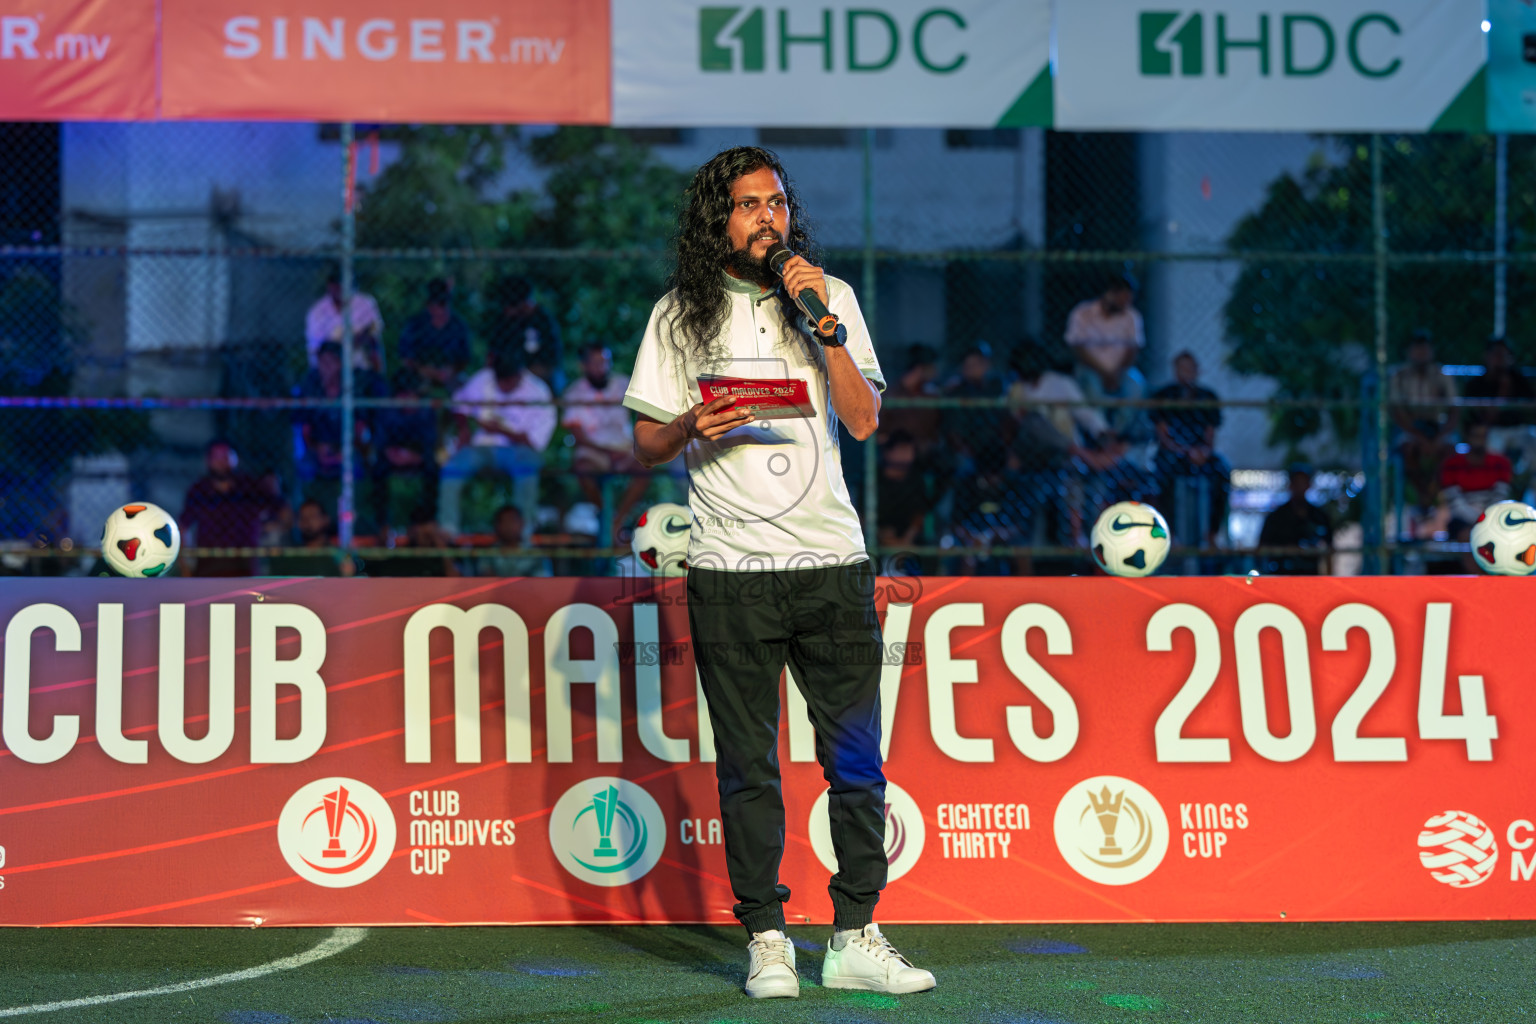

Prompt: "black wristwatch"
[816,322,848,348]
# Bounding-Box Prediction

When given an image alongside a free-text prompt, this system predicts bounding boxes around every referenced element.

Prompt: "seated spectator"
[398,278,471,393]
[877,343,942,457]
[876,432,932,576]
[293,340,386,517]
[1438,422,1513,548]
[267,499,351,577]
[1389,328,1458,507]
[372,368,440,531]
[368,507,461,577]
[305,268,385,374]
[180,439,284,577]
[1257,463,1333,575]
[944,343,1007,476]
[1149,351,1230,546]
[1464,337,1534,466]
[563,343,651,543]
[486,276,563,391]
[1066,273,1150,444]
[440,348,557,537]
[475,505,553,577]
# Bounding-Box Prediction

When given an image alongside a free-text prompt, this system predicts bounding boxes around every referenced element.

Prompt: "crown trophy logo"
[321,785,355,859]
[588,785,624,861]
[550,777,667,887]
[278,777,396,888]
[1089,785,1125,858]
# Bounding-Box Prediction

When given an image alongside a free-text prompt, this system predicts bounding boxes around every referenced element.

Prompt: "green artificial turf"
[1,922,1534,1023]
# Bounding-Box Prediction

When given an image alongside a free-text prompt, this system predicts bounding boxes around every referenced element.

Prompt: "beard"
[586,372,611,391]
[725,234,780,289]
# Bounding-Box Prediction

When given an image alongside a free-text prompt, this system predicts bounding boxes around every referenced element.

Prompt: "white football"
[102,502,181,578]
[631,502,691,577]
[1090,500,1171,578]
[1469,500,1536,576]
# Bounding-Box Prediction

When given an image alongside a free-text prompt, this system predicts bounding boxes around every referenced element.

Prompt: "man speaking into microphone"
[624,147,935,1000]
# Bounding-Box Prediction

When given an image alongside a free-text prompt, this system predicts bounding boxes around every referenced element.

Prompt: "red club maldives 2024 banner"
[0,575,1532,927]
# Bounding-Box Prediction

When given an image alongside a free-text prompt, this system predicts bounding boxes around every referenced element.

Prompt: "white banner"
[1055,0,1487,132]
[612,0,1050,127]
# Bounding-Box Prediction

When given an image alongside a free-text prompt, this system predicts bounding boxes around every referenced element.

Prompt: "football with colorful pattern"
[102,502,181,578]
[1470,500,1536,576]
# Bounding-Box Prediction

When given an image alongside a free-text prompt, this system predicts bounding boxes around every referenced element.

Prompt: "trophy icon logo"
[1054,775,1169,886]
[550,778,667,887]
[278,777,397,889]
[1088,785,1125,857]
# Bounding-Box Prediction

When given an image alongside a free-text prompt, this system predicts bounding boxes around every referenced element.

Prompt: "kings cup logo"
[278,778,397,888]
[549,778,666,887]
[808,780,925,882]
[1054,775,1169,885]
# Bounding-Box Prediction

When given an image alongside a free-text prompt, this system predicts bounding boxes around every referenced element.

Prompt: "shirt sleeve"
[525,380,558,452]
[623,299,691,423]
[828,276,884,392]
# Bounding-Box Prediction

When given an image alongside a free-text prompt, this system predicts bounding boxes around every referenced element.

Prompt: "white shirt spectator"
[305,293,384,367]
[1009,370,1110,442]
[562,373,634,451]
[452,368,557,451]
[1065,298,1145,367]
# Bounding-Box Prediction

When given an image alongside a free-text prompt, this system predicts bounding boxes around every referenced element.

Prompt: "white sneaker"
[820,923,936,994]
[744,929,799,999]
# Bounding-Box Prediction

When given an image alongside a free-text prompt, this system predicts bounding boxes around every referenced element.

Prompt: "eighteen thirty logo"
[809,780,926,882]
[1418,810,1499,889]
[278,778,397,888]
[1139,10,1404,79]
[1054,776,1169,885]
[549,778,666,887]
[699,6,969,75]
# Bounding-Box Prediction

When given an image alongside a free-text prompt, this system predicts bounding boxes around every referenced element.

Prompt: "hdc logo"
[698,6,968,74]
[1138,10,1403,79]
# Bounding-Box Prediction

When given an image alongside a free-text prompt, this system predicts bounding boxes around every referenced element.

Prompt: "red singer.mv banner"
[0,0,156,121]
[0,575,1532,927]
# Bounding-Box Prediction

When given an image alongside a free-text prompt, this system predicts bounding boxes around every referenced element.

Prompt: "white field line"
[0,927,368,1018]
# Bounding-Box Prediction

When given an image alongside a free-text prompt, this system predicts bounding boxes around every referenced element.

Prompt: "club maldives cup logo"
[1054,775,1169,885]
[1418,810,1499,888]
[278,778,397,888]
[549,778,667,887]
[809,781,925,882]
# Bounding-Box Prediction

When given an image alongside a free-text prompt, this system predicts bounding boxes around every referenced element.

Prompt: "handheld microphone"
[766,243,840,336]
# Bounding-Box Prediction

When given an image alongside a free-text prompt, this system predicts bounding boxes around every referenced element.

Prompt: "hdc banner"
[1055,0,1486,131]
[612,0,1052,127]
[0,576,1532,927]
[0,0,156,121]
[159,0,611,123]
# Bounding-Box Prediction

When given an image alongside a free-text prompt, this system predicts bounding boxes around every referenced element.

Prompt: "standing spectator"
[305,269,385,374]
[439,348,557,536]
[180,439,283,577]
[1389,328,1458,507]
[486,276,563,391]
[293,341,387,517]
[1464,337,1534,466]
[367,507,460,577]
[476,505,553,577]
[563,343,651,543]
[1257,463,1333,575]
[398,278,471,393]
[372,368,441,533]
[1438,422,1513,554]
[1149,351,1230,546]
[1066,273,1150,444]
[876,343,942,456]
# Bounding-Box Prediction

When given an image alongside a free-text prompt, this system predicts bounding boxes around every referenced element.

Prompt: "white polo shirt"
[623,273,884,571]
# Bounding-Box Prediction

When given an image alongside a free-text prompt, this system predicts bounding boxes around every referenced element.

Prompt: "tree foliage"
[1224,134,1536,451]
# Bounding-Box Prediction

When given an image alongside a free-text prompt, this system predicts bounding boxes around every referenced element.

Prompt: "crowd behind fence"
[3,124,1536,578]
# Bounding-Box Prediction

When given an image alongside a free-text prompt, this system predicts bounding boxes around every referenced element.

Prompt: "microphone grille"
[766,244,794,275]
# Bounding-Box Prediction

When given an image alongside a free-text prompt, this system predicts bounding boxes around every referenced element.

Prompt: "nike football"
[630,502,691,577]
[101,501,181,578]
[1090,500,1171,578]
[1469,500,1536,576]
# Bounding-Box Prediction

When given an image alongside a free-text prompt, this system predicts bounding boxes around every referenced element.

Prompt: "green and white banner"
[1055,0,1487,132]
[611,0,1050,127]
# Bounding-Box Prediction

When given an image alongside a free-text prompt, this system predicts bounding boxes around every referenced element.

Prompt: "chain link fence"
[3,123,1534,578]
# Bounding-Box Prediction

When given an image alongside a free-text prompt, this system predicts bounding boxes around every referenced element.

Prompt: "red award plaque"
[696,374,814,420]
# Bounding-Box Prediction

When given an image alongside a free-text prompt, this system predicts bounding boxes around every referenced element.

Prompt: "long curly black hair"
[664,146,822,363]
